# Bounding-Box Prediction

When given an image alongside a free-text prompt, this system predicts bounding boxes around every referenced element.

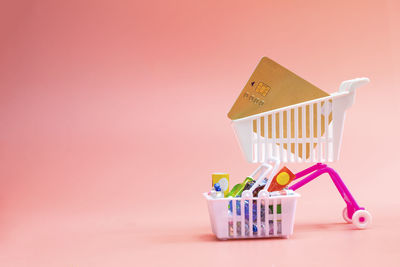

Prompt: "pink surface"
[1,0,400,266]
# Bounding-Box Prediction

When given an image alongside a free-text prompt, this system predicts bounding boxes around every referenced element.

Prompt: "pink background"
[1,0,400,266]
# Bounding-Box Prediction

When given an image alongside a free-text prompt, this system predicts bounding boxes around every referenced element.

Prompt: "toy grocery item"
[250,166,295,194]
[267,166,296,192]
[212,173,229,197]
[210,183,224,198]
[226,177,254,198]
[270,189,295,196]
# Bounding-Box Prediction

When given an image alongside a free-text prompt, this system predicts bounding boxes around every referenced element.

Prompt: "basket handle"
[339,77,370,93]
[242,157,280,197]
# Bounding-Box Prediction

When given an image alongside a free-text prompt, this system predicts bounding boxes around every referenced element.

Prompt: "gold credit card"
[228,57,331,159]
[228,57,329,120]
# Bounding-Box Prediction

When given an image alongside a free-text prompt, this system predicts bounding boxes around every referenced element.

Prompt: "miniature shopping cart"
[204,78,371,240]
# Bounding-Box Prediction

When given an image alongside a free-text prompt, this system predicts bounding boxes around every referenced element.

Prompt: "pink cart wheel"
[352,210,372,229]
[342,207,352,223]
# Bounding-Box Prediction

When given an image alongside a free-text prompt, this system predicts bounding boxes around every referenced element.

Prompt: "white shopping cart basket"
[232,78,370,163]
[204,78,369,240]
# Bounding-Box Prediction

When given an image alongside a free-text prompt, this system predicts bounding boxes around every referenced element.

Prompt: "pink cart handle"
[289,163,364,219]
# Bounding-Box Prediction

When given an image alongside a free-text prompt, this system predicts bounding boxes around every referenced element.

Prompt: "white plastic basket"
[232,78,369,163]
[204,191,300,240]
[205,160,300,239]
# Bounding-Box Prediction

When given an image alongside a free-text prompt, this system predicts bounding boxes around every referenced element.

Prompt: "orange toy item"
[268,167,296,192]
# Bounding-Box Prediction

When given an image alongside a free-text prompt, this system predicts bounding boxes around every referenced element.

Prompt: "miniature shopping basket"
[204,78,370,240]
[204,161,300,239]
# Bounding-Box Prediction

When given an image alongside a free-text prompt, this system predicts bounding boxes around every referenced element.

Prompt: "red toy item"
[268,167,296,192]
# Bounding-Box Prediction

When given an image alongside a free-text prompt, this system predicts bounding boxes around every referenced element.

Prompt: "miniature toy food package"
[267,166,296,192]
[228,57,332,158]
[226,177,254,198]
[212,173,229,197]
